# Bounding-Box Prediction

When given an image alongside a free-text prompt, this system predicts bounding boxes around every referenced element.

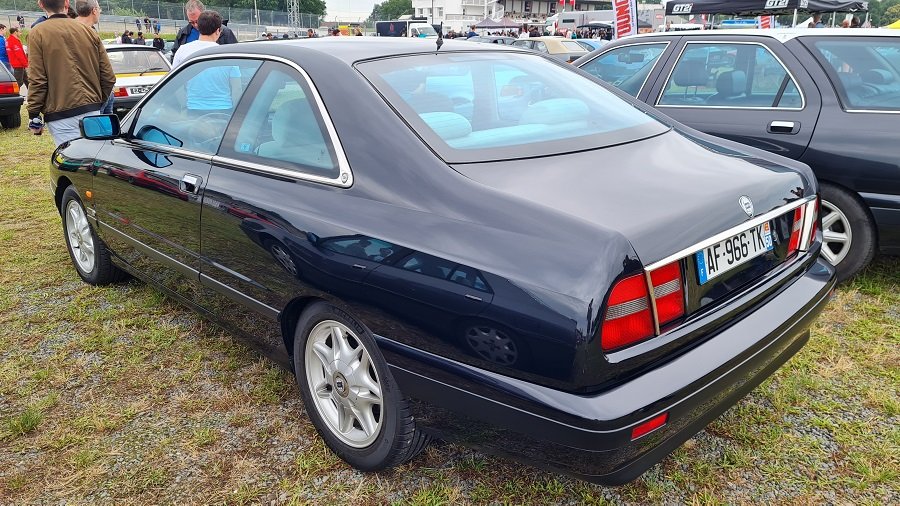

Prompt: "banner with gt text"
[613,0,638,39]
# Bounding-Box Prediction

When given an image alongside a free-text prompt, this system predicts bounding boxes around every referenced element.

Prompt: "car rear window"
[357,52,667,163]
[108,49,169,74]
[807,37,900,111]
[560,40,587,52]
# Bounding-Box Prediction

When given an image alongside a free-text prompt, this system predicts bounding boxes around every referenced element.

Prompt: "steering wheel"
[187,112,231,149]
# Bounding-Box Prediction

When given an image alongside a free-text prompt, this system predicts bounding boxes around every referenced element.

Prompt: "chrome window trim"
[121,52,354,188]
[843,109,900,114]
[644,196,816,272]
[112,138,215,161]
[655,40,806,111]
[579,41,671,98]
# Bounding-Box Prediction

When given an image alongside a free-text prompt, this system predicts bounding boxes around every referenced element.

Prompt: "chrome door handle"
[768,121,797,134]
[180,174,202,194]
[464,294,482,301]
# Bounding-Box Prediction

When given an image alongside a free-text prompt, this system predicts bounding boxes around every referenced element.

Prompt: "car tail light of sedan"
[113,87,129,97]
[788,197,820,256]
[0,82,19,95]
[602,261,686,351]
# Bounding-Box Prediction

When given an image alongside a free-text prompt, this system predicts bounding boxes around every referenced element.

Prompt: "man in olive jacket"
[170,0,237,61]
[27,0,115,146]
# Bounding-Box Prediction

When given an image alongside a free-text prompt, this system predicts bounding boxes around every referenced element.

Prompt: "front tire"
[293,302,429,471]
[819,183,876,283]
[61,186,127,285]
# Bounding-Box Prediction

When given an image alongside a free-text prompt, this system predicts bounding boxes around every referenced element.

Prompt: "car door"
[578,40,677,98]
[645,36,821,160]
[92,57,261,298]
[197,60,356,359]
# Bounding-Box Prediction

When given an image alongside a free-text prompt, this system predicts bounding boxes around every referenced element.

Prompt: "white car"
[105,44,171,117]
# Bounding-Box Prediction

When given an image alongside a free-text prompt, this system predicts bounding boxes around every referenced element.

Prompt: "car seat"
[256,98,333,170]
[670,59,709,101]
[705,70,747,105]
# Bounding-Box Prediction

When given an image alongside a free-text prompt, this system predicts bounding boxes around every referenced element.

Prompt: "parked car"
[105,44,171,118]
[575,28,900,282]
[145,39,175,60]
[52,38,834,485]
[466,35,516,45]
[511,36,589,62]
[0,64,23,129]
[574,38,609,52]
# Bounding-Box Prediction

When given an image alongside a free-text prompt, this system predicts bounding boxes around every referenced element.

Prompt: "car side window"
[534,41,548,53]
[399,252,454,280]
[809,38,900,111]
[449,265,490,292]
[658,43,802,109]
[580,43,667,96]
[322,237,396,262]
[511,40,529,48]
[227,64,339,176]
[131,58,260,154]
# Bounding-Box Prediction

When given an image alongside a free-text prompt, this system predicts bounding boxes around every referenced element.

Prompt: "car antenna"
[436,23,444,51]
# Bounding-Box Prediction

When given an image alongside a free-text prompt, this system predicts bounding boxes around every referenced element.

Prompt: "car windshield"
[107,49,169,74]
[411,25,437,37]
[560,40,586,52]
[358,52,667,163]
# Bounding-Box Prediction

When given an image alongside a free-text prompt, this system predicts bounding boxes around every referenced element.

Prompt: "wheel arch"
[818,179,880,246]
[55,176,73,213]
[280,295,328,371]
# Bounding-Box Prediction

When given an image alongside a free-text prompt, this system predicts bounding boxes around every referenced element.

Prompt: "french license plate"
[128,86,151,95]
[695,222,773,284]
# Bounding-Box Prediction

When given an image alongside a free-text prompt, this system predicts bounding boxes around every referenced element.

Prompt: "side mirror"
[80,114,121,140]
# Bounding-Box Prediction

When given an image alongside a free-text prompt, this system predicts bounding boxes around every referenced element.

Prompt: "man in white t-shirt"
[172,10,222,68]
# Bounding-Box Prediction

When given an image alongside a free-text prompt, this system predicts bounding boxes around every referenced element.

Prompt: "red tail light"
[0,82,19,95]
[113,87,129,97]
[631,412,668,440]
[650,261,684,326]
[787,207,803,256]
[601,273,653,351]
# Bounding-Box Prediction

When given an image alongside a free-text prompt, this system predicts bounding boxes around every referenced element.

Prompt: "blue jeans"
[101,93,115,115]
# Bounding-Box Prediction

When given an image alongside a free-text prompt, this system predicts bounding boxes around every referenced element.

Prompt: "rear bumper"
[0,94,23,115]
[382,256,835,484]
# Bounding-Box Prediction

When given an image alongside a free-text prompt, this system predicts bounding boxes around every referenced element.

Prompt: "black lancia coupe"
[50,38,834,484]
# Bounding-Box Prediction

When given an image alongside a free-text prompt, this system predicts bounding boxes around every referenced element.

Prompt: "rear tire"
[819,183,876,283]
[293,301,430,471]
[0,111,21,129]
[61,186,127,285]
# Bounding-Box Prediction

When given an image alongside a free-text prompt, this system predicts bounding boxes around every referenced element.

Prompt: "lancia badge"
[739,196,754,218]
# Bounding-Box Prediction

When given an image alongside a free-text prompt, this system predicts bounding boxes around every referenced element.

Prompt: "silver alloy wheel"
[465,325,518,365]
[820,199,852,267]
[65,200,95,274]
[304,320,383,448]
[270,243,298,276]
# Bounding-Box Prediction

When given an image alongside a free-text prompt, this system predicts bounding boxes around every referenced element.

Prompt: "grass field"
[0,109,898,504]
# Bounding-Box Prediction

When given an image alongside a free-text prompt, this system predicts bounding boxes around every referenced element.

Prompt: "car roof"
[200,37,524,64]
[105,44,165,51]
[624,27,900,43]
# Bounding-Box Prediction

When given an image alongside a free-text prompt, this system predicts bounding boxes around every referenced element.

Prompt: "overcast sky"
[325,0,381,21]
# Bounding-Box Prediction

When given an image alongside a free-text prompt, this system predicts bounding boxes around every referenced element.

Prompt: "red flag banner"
[613,0,638,39]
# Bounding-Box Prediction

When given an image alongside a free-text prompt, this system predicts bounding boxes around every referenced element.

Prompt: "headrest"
[419,112,472,140]
[519,98,589,125]
[861,69,894,85]
[836,72,863,89]
[715,70,746,97]
[272,98,317,145]
[673,59,708,87]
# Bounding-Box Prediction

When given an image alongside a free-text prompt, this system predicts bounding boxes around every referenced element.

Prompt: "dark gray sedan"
[51,38,833,485]
[575,28,900,282]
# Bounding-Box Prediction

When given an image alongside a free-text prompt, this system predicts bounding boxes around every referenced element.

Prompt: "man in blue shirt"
[170,0,236,61]
[0,24,10,73]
